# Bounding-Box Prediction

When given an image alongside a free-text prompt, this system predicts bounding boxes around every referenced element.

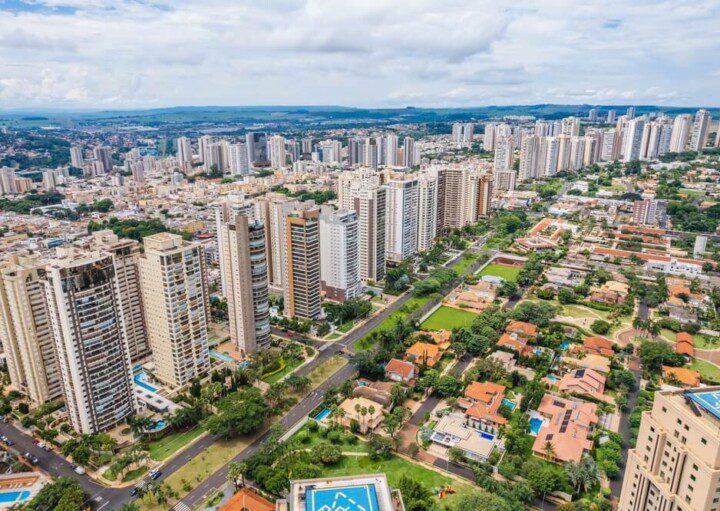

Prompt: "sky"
[0,0,719,110]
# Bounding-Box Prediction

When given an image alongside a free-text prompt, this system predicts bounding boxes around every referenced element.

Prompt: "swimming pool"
[501,398,516,411]
[0,490,31,503]
[146,420,167,432]
[133,371,159,393]
[479,431,495,441]
[546,374,560,383]
[307,484,379,511]
[314,408,331,421]
[210,350,234,363]
[529,417,544,435]
[560,341,570,350]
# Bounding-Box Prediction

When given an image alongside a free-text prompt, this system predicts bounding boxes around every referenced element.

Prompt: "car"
[130,488,138,497]
[74,466,85,475]
[149,469,161,480]
[0,435,7,442]
[6,440,13,446]
[41,444,50,451]
[37,442,45,449]
[32,438,39,444]
[31,456,38,464]
[23,452,31,460]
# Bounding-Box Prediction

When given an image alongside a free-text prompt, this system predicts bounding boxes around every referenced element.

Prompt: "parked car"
[6,439,13,446]
[74,466,85,475]
[149,469,161,480]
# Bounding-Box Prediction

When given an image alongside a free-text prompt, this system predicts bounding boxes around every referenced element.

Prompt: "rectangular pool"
[306,484,379,511]
[210,350,235,363]
[314,408,331,421]
[501,398,516,411]
[529,417,544,436]
[0,490,31,503]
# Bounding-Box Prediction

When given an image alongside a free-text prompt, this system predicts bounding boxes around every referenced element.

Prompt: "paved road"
[408,354,474,426]
[610,364,641,502]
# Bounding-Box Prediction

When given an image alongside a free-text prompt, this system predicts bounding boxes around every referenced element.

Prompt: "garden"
[420,305,478,331]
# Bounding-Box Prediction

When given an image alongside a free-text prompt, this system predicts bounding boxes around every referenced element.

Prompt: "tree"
[396,475,435,511]
[368,434,393,460]
[128,415,154,439]
[527,463,561,506]
[285,374,311,393]
[382,407,410,449]
[542,440,556,461]
[227,460,248,489]
[590,319,611,335]
[450,491,512,511]
[565,455,601,494]
[309,443,343,465]
[558,288,577,304]
[204,388,268,438]
[511,301,557,327]
[638,340,685,373]
[435,374,461,396]
[25,477,85,511]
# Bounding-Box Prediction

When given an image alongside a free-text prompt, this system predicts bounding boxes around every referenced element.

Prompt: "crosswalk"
[172,502,191,511]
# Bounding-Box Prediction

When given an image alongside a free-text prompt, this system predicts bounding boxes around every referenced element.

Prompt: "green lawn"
[147,427,206,461]
[306,356,348,390]
[325,333,341,340]
[337,320,355,333]
[354,295,432,351]
[561,304,611,320]
[420,306,477,331]
[478,263,521,282]
[452,253,480,274]
[319,453,473,506]
[691,359,720,383]
[122,466,148,482]
[291,423,368,453]
[262,356,304,384]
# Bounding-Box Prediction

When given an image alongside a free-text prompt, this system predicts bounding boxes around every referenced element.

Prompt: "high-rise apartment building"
[139,233,211,387]
[348,138,366,166]
[268,135,287,168]
[176,137,193,164]
[93,146,113,173]
[228,143,250,175]
[492,169,516,191]
[622,118,646,162]
[416,173,438,252]
[493,136,515,171]
[70,146,84,168]
[89,231,150,361]
[476,174,493,218]
[284,208,322,320]
[44,249,135,434]
[353,186,387,283]
[320,209,361,302]
[518,134,543,181]
[561,116,581,137]
[245,132,269,166]
[670,114,693,153]
[607,110,617,124]
[483,122,496,151]
[690,109,712,151]
[218,214,270,354]
[618,387,720,511]
[385,178,419,264]
[0,253,63,405]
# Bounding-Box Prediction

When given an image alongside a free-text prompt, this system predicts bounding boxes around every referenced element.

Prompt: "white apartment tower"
[353,187,387,283]
[416,173,438,252]
[320,209,361,302]
[385,178,419,263]
[269,135,287,169]
[493,135,515,171]
[0,253,63,405]
[218,214,271,355]
[44,249,135,434]
[622,118,646,162]
[176,137,193,164]
[139,233,211,387]
[70,146,84,168]
[670,114,693,153]
[690,109,712,151]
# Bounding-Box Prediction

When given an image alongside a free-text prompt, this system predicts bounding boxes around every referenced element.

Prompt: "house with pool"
[430,413,502,462]
[458,381,510,434]
[0,471,48,509]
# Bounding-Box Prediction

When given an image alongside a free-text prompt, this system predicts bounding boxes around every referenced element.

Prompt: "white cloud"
[0,0,717,108]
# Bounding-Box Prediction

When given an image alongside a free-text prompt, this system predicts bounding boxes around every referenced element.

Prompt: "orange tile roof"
[582,336,614,358]
[676,332,693,345]
[506,321,539,338]
[220,488,275,511]
[558,368,606,396]
[385,358,417,379]
[662,366,701,387]
[405,342,442,366]
[497,333,528,351]
[532,394,598,463]
[464,381,506,402]
[463,381,507,426]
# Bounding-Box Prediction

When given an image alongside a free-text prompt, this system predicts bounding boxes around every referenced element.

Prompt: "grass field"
[478,263,521,282]
[691,359,720,383]
[354,295,432,350]
[452,253,480,274]
[561,304,611,320]
[306,356,348,389]
[138,434,259,511]
[147,427,206,461]
[420,306,477,331]
[291,423,368,453]
[262,356,304,384]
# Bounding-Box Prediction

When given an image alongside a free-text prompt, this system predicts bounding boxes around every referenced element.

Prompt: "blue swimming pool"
[133,371,159,393]
[210,350,234,363]
[314,408,331,421]
[546,374,560,382]
[530,417,544,435]
[560,341,570,350]
[0,490,31,503]
[501,398,516,411]
[146,420,167,432]
[479,431,495,441]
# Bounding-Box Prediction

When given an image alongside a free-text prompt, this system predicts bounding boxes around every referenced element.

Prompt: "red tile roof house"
[497,332,529,352]
[532,394,598,464]
[675,332,695,360]
[558,368,606,399]
[458,381,508,432]
[579,336,615,358]
[384,358,418,385]
[505,321,539,339]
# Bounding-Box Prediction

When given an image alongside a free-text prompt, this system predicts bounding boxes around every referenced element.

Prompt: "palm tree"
[360,407,368,433]
[227,461,248,490]
[543,440,555,461]
[368,405,376,430]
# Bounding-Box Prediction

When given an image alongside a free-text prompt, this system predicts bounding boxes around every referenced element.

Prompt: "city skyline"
[0,0,719,109]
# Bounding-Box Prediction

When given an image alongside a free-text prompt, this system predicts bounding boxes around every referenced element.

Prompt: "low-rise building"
[405,341,443,367]
[532,394,598,463]
[384,359,418,385]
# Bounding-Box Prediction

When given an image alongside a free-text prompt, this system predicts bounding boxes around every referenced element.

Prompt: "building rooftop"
[285,474,403,511]
[687,389,720,422]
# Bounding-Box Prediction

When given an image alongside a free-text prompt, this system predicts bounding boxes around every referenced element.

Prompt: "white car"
[74,466,85,475]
